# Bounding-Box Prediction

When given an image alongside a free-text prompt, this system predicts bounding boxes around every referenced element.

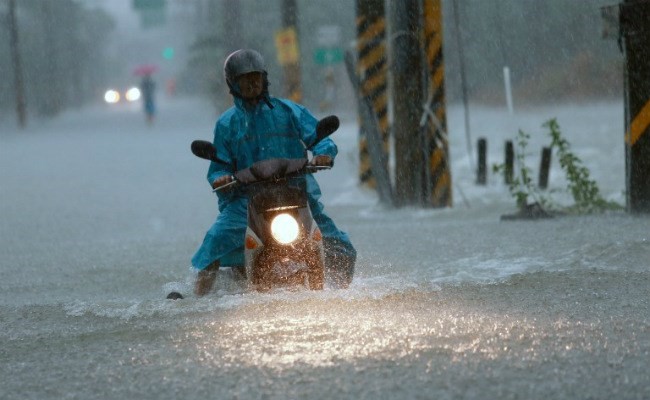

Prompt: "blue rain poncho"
[191,96,356,274]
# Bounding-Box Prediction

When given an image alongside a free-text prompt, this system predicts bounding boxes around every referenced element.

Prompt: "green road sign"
[314,48,344,65]
[139,9,166,28]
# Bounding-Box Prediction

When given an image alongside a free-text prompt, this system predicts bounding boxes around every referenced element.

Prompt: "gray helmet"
[223,49,266,86]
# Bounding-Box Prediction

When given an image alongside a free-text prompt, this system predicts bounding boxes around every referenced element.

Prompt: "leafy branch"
[494,119,622,216]
[545,119,621,213]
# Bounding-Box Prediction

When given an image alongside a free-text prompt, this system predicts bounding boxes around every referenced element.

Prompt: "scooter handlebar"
[212,178,238,192]
[305,165,332,173]
[211,164,331,192]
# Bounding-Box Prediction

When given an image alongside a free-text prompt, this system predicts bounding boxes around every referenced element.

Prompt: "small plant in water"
[494,118,622,216]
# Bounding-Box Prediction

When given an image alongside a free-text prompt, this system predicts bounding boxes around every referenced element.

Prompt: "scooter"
[190,116,340,292]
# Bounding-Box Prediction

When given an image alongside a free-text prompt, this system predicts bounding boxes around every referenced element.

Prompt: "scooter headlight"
[270,213,300,244]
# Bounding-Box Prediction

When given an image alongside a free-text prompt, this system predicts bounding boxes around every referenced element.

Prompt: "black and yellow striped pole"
[621,0,650,213]
[422,0,452,207]
[356,0,389,188]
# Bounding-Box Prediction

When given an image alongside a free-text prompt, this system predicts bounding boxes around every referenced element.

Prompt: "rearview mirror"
[191,140,227,164]
[314,115,340,145]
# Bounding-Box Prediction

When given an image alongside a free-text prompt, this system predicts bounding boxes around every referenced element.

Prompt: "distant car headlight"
[125,87,141,102]
[104,90,120,104]
[270,213,300,244]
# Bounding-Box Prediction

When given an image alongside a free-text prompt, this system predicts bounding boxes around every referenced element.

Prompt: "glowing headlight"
[125,87,141,102]
[270,213,300,244]
[104,90,120,104]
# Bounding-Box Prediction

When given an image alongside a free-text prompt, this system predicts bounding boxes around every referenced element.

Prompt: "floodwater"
[1,98,648,399]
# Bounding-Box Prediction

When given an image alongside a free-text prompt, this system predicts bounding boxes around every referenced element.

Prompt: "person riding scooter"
[189,49,356,297]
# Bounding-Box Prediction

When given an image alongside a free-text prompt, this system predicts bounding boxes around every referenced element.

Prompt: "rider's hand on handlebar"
[310,155,333,167]
[212,175,233,190]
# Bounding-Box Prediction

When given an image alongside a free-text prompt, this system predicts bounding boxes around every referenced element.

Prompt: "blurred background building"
[0,0,623,120]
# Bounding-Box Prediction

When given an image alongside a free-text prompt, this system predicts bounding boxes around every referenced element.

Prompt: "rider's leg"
[194,260,219,296]
[306,178,357,287]
[191,202,247,297]
[231,265,247,282]
[323,237,356,288]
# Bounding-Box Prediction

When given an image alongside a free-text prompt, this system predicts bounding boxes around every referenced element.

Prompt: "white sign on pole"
[317,25,342,47]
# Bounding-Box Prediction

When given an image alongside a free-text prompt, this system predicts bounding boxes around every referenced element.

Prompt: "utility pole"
[391,0,425,205]
[8,0,26,128]
[621,0,650,213]
[280,0,302,102]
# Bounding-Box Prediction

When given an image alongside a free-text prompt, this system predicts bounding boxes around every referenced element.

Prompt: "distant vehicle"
[103,86,141,105]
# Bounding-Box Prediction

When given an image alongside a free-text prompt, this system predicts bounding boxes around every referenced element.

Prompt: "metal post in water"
[538,147,552,189]
[477,138,487,185]
[505,140,514,185]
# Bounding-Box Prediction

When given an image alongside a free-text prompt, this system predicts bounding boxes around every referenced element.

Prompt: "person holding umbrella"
[134,64,158,125]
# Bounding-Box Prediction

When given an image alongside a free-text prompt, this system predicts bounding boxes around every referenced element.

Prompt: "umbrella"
[133,64,158,76]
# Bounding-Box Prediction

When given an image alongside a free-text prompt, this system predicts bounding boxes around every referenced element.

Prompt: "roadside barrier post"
[505,140,514,185]
[477,138,487,185]
[538,146,552,189]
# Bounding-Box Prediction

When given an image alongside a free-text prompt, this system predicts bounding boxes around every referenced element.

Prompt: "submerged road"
[1,98,648,399]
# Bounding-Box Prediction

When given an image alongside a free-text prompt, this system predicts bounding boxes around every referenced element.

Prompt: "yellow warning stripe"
[359,45,386,73]
[372,92,387,112]
[426,36,442,65]
[431,65,445,93]
[357,19,385,49]
[628,99,650,145]
[378,117,390,134]
[432,171,450,203]
[435,107,446,127]
[423,0,443,25]
[423,0,451,207]
[356,16,366,28]
[423,0,443,42]
[362,68,387,95]
[430,148,443,172]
